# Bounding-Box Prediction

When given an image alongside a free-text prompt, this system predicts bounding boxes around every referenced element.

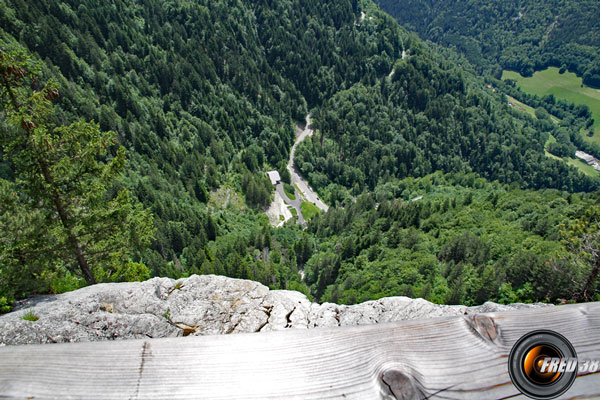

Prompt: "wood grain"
[0,302,599,399]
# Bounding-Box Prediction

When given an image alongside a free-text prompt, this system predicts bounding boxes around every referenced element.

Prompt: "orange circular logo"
[522,344,562,385]
[508,330,578,399]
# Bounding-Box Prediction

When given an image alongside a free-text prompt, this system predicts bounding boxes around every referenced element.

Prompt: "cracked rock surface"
[0,275,550,345]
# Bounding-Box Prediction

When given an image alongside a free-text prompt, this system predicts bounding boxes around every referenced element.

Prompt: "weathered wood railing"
[0,302,599,399]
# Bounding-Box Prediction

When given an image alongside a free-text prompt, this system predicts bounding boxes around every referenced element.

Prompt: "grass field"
[506,95,537,118]
[502,67,600,145]
[300,201,320,220]
[565,158,599,177]
[507,95,562,125]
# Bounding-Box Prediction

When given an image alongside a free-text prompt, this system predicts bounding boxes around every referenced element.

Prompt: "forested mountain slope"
[295,49,598,202]
[374,0,600,86]
[0,0,598,308]
[0,0,406,298]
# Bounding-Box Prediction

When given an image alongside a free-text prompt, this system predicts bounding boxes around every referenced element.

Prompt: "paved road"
[287,115,329,212]
[275,183,305,225]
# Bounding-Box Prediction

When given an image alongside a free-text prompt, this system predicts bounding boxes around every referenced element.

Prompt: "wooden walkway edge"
[0,302,599,399]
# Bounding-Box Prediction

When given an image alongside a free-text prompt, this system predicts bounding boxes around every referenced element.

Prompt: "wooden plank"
[0,302,599,399]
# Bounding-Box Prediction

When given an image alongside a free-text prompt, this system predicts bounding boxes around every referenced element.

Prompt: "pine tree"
[0,50,154,290]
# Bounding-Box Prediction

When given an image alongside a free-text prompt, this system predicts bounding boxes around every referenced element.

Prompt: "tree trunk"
[38,160,96,284]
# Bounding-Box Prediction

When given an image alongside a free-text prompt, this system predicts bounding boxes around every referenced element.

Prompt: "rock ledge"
[0,275,549,345]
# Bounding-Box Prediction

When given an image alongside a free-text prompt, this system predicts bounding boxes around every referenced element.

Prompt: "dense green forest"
[304,172,600,305]
[1,0,599,310]
[374,0,600,86]
[0,0,408,306]
[295,53,598,201]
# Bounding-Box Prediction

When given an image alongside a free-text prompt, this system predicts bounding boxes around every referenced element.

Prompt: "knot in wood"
[381,369,422,400]
[472,314,498,343]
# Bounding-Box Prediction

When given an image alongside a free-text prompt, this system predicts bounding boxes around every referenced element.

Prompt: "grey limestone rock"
[0,274,551,345]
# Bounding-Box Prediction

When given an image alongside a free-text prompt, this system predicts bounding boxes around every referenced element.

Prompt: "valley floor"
[267,115,328,226]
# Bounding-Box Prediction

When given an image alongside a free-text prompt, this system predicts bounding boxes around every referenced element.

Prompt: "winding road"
[266,115,328,227]
[287,115,329,212]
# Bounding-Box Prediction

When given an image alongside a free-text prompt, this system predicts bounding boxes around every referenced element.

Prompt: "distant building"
[267,171,281,185]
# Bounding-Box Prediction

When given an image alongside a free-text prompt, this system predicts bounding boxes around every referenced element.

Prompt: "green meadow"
[506,95,598,177]
[506,95,537,118]
[565,157,599,177]
[502,67,600,145]
[300,201,320,221]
